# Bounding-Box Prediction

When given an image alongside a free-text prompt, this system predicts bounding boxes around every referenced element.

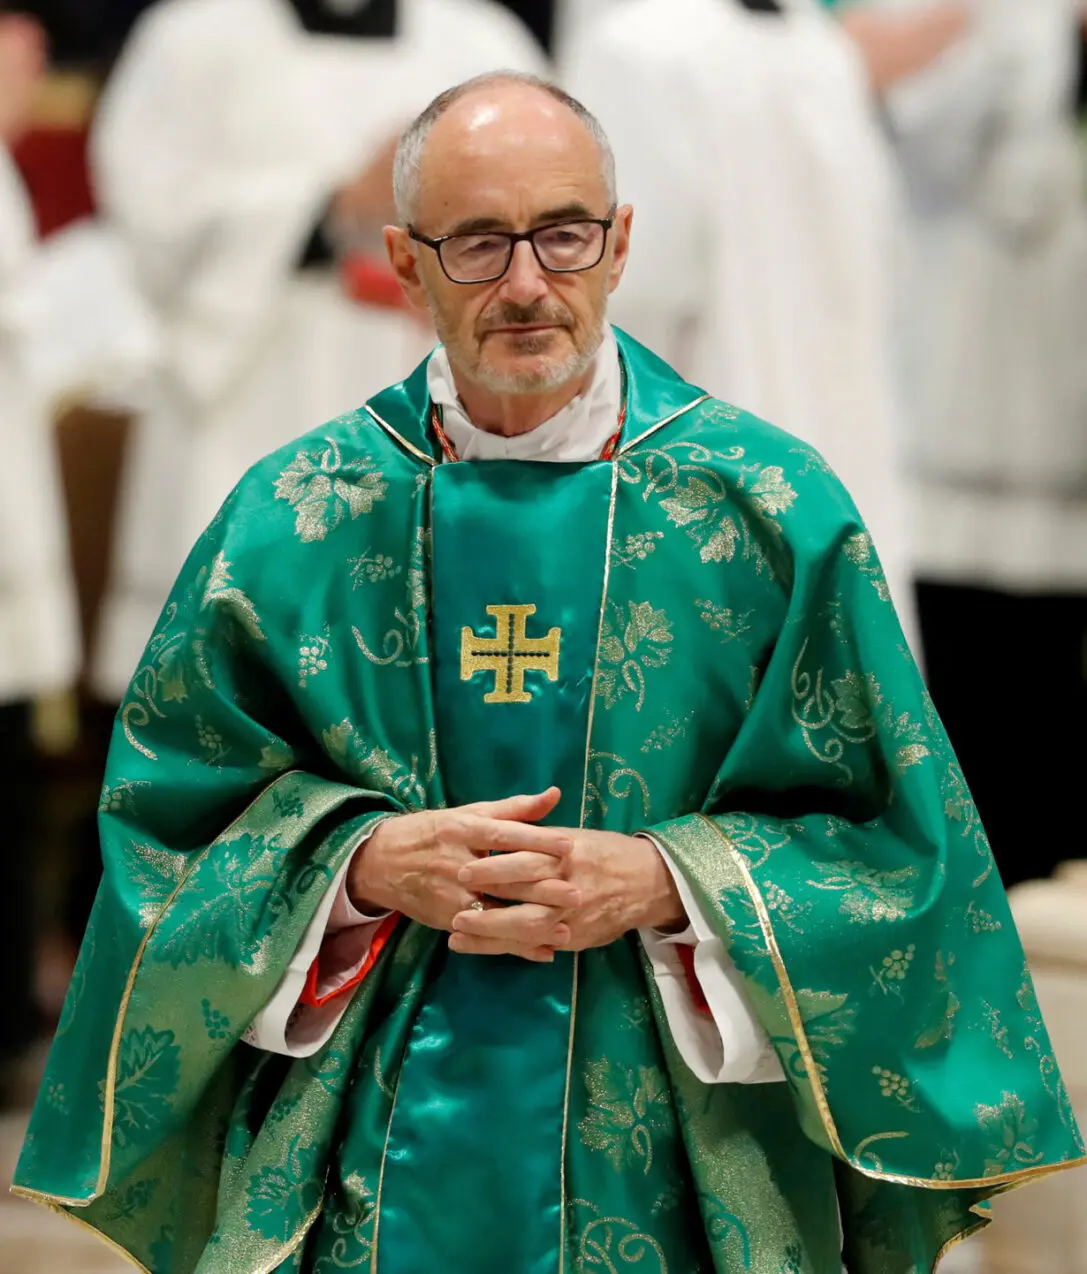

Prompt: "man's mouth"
[488,323,563,335]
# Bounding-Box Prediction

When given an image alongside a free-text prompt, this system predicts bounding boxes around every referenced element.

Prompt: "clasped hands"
[347,787,684,963]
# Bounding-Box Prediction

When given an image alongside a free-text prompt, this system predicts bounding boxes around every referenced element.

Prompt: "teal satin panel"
[376,459,615,1274]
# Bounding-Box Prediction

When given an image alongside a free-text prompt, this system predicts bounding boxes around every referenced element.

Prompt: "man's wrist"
[636,836,687,933]
[346,825,392,914]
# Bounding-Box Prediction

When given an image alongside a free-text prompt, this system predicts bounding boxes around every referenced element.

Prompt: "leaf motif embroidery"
[596,601,673,712]
[976,1093,1044,1177]
[154,833,294,968]
[245,1136,323,1241]
[578,1060,672,1174]
[274,439,387,543]
[202,553,265,641]
[109,1026,181,1149]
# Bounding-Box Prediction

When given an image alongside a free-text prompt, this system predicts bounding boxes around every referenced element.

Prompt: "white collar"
[425,328,622,462]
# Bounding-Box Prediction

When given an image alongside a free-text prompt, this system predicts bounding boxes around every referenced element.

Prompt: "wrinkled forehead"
[413,93,611,234]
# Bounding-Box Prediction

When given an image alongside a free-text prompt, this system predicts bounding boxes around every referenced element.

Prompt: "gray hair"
[392,71,617,226]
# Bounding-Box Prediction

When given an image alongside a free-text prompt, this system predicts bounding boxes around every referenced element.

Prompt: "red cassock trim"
[675,941,712,1016]
[300,913,400,1009]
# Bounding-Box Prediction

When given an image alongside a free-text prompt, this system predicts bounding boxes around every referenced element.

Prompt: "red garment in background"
[12,124,95,238]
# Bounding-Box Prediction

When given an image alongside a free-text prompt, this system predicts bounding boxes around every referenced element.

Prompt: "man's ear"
[607,204,634,295]
[385,225,430,312]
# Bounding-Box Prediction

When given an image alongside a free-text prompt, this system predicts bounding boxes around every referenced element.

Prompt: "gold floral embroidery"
[121,602,189,760]
[976,1093,1044,1177]
[870,944,916,998]
[349,548,401,587]
[695,599,754,644]
[578,1060,672,1175]
[932,1150,961,1181]
[298,632,330,689]
[258,742,295,772]
[352,529,429,668]
[596,601,673,711]
[791,641,879,782]
[966,901,1003,935]
[617,442,780,571]
[201,553,265,641]
[941,757,995,889]
[844,531,892,603]
[980,1002,1015,1059]
[571,1200,669,1274]
[872,1066,920,1112]
[914,950,961,1049]
[584,752,651,822]
[640,709,693,754]
[772,988,857,1082]
[612,530,664,570]
[99,779,151,814]
[321,719,425,810]
[195,715,228,766]
[809,858,919,923]
[274,438,387,543]
[1019,966,1083,1134]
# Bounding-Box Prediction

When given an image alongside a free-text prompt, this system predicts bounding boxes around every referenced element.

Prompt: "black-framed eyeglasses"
[408,208,617,285]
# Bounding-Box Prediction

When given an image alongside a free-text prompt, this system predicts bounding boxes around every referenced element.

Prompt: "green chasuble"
[15,330,1083,1274]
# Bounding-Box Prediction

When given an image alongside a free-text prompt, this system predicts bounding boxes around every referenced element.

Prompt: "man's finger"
[468,787,561,823]
[448,933,558,963]
[458,850,567,888]
[451,902,569,946]
[466,816,573,858]
[471,879,582,909]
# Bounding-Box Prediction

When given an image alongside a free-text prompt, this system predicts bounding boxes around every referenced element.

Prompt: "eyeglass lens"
[440,222,606,283]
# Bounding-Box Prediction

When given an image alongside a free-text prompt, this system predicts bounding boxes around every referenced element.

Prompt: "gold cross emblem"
[460,604,561,704]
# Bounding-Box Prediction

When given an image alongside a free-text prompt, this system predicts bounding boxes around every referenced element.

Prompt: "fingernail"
[557,838,574,853]
[449,933,464,950]
[457,867,472,883]
[568,892,582,907]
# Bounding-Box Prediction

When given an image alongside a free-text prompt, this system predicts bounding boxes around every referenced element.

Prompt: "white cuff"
[244,827,388,1057]
[638,837,783,1085]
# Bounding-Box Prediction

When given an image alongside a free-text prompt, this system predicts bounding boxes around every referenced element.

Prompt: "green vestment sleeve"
[12,476,410,1266]
[647,493,1086,1269]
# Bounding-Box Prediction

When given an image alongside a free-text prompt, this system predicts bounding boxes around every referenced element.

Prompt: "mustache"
[478,301,573,331]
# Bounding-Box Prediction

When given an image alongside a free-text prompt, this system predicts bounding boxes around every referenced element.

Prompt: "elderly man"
[16,73,1083,1273]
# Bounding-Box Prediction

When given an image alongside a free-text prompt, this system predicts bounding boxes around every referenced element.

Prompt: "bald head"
[392,72,616,226]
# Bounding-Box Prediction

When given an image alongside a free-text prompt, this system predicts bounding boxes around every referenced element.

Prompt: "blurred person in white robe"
[861,0,1087,890]
[0,5,80,1096]
[564,0,972,648]
[90,0,545,704]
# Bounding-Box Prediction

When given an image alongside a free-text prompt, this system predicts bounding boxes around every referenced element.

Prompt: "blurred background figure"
[564,0,970,643]
[89,0,545,706]
[0,3,80,1102]
[47,0,546,951]
[869,0,1087,889]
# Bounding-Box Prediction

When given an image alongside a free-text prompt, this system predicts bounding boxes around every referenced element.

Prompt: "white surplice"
[0,147,80,701]
[248,329,783,1086]
[872,0,1087,592]
[563,0,919,645]
[89,0,545,701]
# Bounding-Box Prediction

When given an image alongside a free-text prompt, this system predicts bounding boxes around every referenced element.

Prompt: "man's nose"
[499,240,550,306]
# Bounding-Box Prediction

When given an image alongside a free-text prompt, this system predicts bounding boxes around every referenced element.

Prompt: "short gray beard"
[471,331,603,396]
[427,289,607,398]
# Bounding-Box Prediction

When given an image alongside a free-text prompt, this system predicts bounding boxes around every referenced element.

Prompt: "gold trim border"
[364,405,436,468]
[557,952,581,1274]
[368,1069,404,1274]
[696,814,1087,1191]
[578,460,619,828]
[7,1192,151,1273]
[618,395,709,455]
[15,773,370,1209]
